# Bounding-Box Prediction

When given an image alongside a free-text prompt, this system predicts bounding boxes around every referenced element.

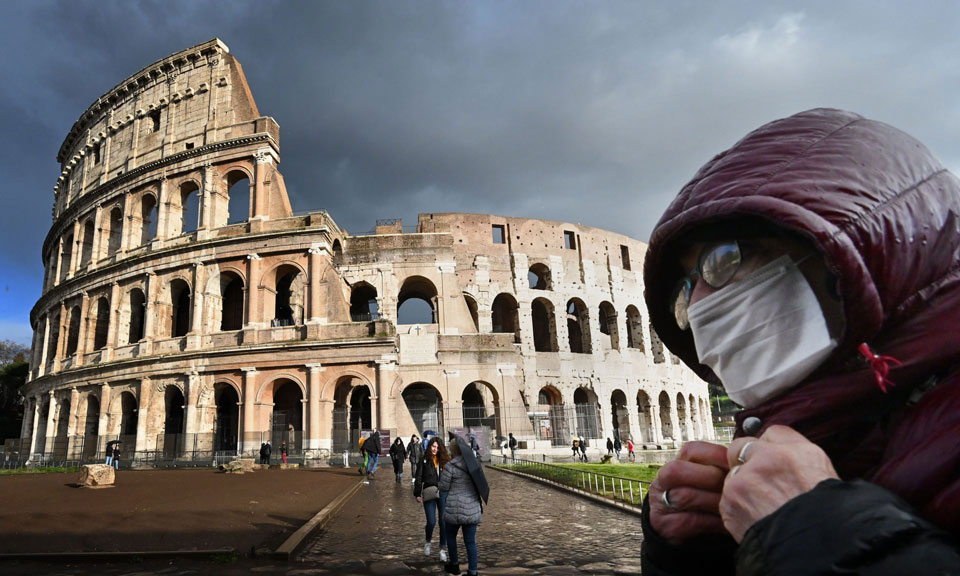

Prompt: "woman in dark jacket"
[407,435,423,480]
[389,437,407,483]
[414,437,450,562]
[440,439,484,576]
[641,108,960,575]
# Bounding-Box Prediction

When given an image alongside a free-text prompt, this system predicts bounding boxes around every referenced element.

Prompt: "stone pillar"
[626,399,642,445]
[669,401,680,446]
[376,362,397,432]
[29,398,41,457]
[53,237,65,286]
[74,292,91,364]
[38,316,51,378]
[134,378,152,458]
[44,391,57,455]
[245,253,262,328]
[306,363,323,450]
[200,163,214,231]
[120,192,134,253]
[188,262,204,349]
[307,247,323,324]
[155,176,168,242]
[91,203,104,265]
[67,387,80,459]
[184,371,200,436]
[650,404,663,445]
[599,396,615,447]
[54,301,67,372]
[98,383,112,442]
[67,219,81,278]
[105,282,121,359]
[241,367,258,454]
[252,149,273,219]
[142,272,156,352]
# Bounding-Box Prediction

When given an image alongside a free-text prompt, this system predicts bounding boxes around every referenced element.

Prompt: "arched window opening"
[214,384,240,452]
[350,282,379,322]
[398,276,438,325]
[658,391,673,440]
[461,382,491,429]
[179,182,200,235]
[170,279,191,338]
[79,219,95,267]
[126,289,146,344]
[531,298,558,352]
[573,387,600,440]
[528,263,552,290]
[611,389,630,442]
[106,207,123,257]
[83,396,100,459]
[333,378,377,453]
[66,305,81,356]
[598,301,619,350]
[47,312,60,363]
[464,294,480,332]
[273,268,304,326]
[119,391,138,437]
[220,274,244,331]
[534,386,566,446]
[401,382,443,439]
[226,171,251,225]
[93,297,110,351]
[59,233,74,282]
[676,393,689,442]
[637,391,654,445]
[566,299,591,354]
[491,293,520,343]
[625,305,644,351]
[162,386,185,458]
[140,195,157,245]
[332,239,343,265]
[271,380,304,455]
[650,321,666,363]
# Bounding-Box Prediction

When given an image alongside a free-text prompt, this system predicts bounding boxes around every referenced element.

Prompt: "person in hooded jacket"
[440,439,484,576]
[407,435,423,482]
[363,430,382,477]
[640,108,960,576]
[390,436,408,483]
[415,437,451,563]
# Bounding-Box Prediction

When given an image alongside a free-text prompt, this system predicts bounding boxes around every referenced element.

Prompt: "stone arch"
[531,297,558,352]
[46,309,60,363]
[224,168,252,227]
[267,378,305,452]
[167,278,192,338]
[573,386,600,439]
[161,384,186,457]
[103,204,124,259]
[256,373,307,404]
[535,385,566,446]
[658,390,673,441]
[323,369,376,402]
[401,381,444,438]
[119,287,146,345]
[566,298,591,354]
[262,262,307,327]
[491,292,520,343]
[677,392,689,442]
[528,262,552,290]
[463,292,480,332]
[625,305,644,351]
[398,275,438,325]
[79,218,96,267]
[350,281,379,321]
[65,304,81,356]
[461,380,501,434]
[174,180,201,236]
[139,192,158,245]
[92,296,110,351]
[59,230,74,282]
[206,269,245,332]
[331,239,343,265]
[637,390,655,445]
[214,381,240,452]
[611,389,630,442]
[82,393,101,459]
[598,301,619,350]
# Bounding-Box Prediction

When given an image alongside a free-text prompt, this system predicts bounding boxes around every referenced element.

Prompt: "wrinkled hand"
[416,496,422,503]
[721,425,839,542]
[649,441,730,544]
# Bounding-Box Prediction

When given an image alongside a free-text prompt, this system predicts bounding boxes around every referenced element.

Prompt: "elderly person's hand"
[721,425,839,542]
[649,441,730,543]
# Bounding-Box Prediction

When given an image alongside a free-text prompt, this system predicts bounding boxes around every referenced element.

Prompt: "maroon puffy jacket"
[644,109,960,533]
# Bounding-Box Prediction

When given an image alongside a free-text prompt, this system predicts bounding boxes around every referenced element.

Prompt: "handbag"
[422,485,439,502]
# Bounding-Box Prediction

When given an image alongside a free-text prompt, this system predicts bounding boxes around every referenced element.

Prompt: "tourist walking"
[364,429,382,477]
[111,442,120,470]
[414,437,450,562]
[507,433,517,460]
[614,437,622,461]
[407,435,423,481]
[441,437,488,576]
[390,436,407,483]
[627,438,635,462]
[280,441,288,465]
[571,438,580,460]
[579,436,587,462]
[606,437,614,456]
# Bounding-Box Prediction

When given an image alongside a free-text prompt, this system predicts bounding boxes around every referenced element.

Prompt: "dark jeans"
[392,458,403,475]
[422,491,447,546]
[444,522,478,574]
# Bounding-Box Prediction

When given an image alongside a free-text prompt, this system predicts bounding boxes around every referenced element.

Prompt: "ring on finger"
[661,488,676,510]
[737,441,755,465]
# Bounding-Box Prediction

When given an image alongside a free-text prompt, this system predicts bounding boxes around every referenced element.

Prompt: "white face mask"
[687,255,837,408]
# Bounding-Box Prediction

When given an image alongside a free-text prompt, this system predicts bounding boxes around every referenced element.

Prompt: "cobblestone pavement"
[0,466,644,575]
[298,465,644,575]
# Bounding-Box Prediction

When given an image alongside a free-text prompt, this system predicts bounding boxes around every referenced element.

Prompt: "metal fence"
[496,458,650,508]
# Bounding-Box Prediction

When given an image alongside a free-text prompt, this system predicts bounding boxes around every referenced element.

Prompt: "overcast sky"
[2,1,959,346]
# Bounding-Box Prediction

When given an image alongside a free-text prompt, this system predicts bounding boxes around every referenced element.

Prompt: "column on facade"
[307,247,323,323]
[376,362,397,432]
[67,219,81,277]
[154,176,168,242]
[241,367,258,454]
[252,150,272,219]
[120,192,134,253]
[54,301,68,371]
[649,403,663,445]
[97,383,112,441]
[53,237,65,286]
[436,263,456,334]
[306,364,323,450]
[245,254,262,327]
[184,371,200,436]
[67,387,80,459]
[91,204,104,265]
[75,292,91,364]
[29,398,41,457]
[599,394,615,447]
[44,391,57,455]
[106,282,121,358]
[190,262,204,335]
[669,399,681,447]
[142,272,156,348]
[200,163,214,231]
[134,378,152,457]
[625,397,643,445]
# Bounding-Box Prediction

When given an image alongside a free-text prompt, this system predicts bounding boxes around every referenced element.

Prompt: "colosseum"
[19,38,712,467]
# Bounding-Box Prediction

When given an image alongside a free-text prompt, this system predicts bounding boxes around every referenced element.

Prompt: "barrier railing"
[496,458,649,508]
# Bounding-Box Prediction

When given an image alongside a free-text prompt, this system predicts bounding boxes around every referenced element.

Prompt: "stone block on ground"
[77,464,115,488]
[220,458,257,474]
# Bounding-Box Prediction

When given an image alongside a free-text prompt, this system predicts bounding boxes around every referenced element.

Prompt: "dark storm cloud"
[3,1,960,343]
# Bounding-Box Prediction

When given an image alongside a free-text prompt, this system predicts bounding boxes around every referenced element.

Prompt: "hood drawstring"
[859,343,902,394]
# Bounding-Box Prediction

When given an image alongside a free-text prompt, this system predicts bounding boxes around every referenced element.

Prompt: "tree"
[0,340,30,440]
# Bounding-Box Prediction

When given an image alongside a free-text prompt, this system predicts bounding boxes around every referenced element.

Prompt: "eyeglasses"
[671,241,743,330]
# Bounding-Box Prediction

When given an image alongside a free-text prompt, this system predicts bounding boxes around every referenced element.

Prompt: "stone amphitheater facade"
[20,39,712,466]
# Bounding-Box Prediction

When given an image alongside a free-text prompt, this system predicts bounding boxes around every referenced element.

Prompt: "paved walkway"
[299,465,644,575]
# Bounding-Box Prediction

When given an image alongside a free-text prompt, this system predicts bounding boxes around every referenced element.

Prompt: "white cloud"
[715,12,806,63]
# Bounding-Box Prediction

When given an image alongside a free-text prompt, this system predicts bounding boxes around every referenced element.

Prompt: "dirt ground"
[0,467,359,555]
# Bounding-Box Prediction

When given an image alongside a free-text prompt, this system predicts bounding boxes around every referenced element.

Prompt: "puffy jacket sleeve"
[439,462,453,492]
[640,495,737,576]
[737,479,960,576]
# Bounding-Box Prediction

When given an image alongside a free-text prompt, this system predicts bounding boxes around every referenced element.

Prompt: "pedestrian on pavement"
[280,441,288,465]
[407,435,423,481]
[507,433,517,460]
[415,437,450,562]
[390,436,408,483]
[614,437,622,461]
[579,436,587,462]
[627,438,635,462]
[111,442,120,470]
[440,438,485,576]
[263,441,272,465]
[363,429,382,477]
[259,442,267,465]
[571,438,580,460]
[641,108,960,575]
[469,435,480,460]
[500,438,509,463]
[606,437,614,456]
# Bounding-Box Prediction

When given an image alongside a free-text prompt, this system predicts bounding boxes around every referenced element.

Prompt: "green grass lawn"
[550,462,660,483]
[0,466,79,475]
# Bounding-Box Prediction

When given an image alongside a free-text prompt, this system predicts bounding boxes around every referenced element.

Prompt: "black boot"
[444,562,461,575]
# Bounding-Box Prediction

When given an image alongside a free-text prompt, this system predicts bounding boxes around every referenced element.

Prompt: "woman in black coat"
[389,437,407,483]
[414,437,451,562]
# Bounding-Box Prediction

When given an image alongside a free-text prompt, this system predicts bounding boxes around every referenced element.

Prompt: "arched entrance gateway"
[461,381,501,436]
[271,379,303,458]
[402,382,444,439]
[610,389,630,443]
[161,386,185,458]
[214,383,240,453]
[637,390,655,445]
[573,387,600,440]
[83,395,100,459]
[535,386,566,445]
[332,377,374,454]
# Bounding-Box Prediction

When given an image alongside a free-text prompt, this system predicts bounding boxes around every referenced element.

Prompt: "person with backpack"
[407,435,423,482]
[363,429,382,477]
